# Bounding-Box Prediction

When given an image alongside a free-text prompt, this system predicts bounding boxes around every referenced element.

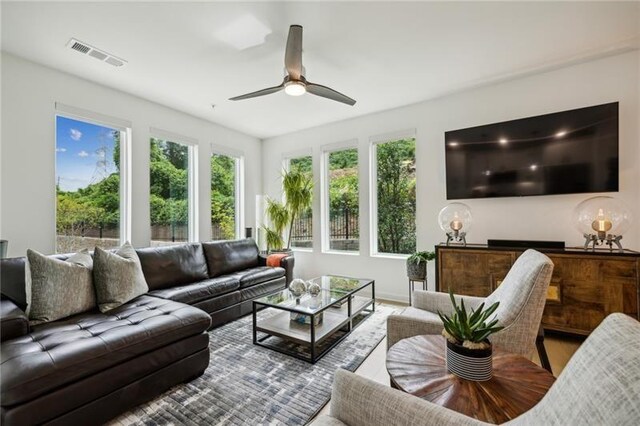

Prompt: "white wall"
[262,51,640,302]
[0,53,262,257]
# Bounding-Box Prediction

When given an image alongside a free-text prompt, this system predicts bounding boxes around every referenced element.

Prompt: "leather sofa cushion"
[1,254,70,312]
[136,244,209,291]
[233,266,285,288]
[240,277,287,301]
[1,334,208,426]
[0,296,211,406]
[202,239,259,277]
[193,291,241,316]
[147,276,240,305]
[0,299,29,342]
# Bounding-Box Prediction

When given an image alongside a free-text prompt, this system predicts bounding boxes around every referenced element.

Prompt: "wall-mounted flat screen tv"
[445,102,619,200]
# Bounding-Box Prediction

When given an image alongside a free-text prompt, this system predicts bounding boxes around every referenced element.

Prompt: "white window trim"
[369,129,417,258]
[282,152,314,253]
[211,145,245,240]
[150,129,199,243]
[54,104,133,250]
[321,139,360,255]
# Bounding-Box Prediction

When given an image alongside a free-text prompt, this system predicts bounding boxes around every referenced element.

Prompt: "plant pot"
[445,340,493,382]
[406,260,426,280]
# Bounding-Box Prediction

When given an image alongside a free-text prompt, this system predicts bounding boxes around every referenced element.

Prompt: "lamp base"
[446,232,467,247]
[583,233,623,253]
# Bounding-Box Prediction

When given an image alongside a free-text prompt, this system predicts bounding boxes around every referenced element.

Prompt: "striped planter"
[446,340,493,382]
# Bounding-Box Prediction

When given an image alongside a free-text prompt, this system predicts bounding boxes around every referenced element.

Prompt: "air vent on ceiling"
[66,38,127,68]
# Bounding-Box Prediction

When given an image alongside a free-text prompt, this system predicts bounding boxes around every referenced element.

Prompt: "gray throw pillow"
[93,242,149,312]
[25,248,96,325]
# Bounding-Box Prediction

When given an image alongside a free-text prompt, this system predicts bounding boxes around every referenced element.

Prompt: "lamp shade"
[438,203,473,233]
[573,196,632,236]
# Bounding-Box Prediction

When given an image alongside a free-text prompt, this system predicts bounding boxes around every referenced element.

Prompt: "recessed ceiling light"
[499,138,508,145]
[555,130,568,138]
[214,14,272,50]
[448,141,459,147]
[530,164,538,171]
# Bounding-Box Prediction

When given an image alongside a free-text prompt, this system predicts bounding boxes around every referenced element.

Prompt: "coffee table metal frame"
[252,276,375,363]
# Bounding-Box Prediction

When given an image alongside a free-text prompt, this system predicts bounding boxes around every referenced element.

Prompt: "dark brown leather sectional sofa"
[0,238,293,425]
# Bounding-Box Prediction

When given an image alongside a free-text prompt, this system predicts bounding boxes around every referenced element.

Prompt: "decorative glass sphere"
[438,203,473,233]
[307,281,321,297]
[573,196,632,237]
[288,279,307,298]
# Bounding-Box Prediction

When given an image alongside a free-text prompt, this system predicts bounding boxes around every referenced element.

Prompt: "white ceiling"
[2,1,639,139]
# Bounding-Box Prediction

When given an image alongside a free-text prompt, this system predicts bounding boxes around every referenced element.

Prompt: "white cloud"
[78,150,89,157]
[70,128,82,141]
[56,148,67,152]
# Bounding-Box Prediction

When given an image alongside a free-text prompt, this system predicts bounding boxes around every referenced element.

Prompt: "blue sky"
[56,116,117,191]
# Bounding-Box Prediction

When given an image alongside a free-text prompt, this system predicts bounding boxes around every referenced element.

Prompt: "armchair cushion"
[412,290,484,316]
[387,308,445,349]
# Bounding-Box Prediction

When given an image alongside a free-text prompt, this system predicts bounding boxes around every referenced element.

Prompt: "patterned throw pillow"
[25,248,96,325]
[93,242,149,312]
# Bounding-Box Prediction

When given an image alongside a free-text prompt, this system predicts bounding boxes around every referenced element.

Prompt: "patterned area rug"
[110,303,396,426]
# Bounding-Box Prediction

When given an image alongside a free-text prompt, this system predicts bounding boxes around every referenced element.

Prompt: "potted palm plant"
[406,250,436,281]
[262,169,313,253]
[438,291,503,381]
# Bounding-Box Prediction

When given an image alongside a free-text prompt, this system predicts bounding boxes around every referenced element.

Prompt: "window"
[287,155,313,249]
[372,136,416,255]
[150,137,193,246]
[324,147,359,252]
[55,115,124,253]
[211,152,241,241]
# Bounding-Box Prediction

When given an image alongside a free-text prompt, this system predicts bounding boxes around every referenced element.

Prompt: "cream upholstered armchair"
[387,249,554,358]
[312,313,640,426]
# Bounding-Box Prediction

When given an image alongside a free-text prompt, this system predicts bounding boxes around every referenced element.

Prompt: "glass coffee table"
[252,275,375,363]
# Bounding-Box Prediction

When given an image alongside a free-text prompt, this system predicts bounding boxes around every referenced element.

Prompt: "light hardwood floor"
[314,300,584,420]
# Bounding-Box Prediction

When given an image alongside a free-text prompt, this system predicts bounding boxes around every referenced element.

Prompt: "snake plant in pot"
[262,168,313,254]
[438,290,503,381]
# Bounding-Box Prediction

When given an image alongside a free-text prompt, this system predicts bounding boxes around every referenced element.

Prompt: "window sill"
[292,247,313,253]
[370,253,410,260]
[322,250,360,256]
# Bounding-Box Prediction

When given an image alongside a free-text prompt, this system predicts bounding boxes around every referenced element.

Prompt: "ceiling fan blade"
[229,84,284,101]
[306,82,356,106]
[285,25,303,80]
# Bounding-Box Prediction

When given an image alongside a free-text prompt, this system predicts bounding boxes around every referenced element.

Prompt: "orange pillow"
[267,253,288,267]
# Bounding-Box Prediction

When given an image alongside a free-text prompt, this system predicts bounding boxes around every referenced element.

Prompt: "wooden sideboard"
[435,244,640,335]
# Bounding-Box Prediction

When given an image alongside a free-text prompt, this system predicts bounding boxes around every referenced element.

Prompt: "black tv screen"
[445,102,619,200]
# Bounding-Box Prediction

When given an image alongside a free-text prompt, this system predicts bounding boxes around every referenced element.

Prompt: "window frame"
[149,128,199,243]
[210,144,244,241]
[321,139,360,255]
[369,129,417,258]
[54,103,132,252]
[283,149,314,252]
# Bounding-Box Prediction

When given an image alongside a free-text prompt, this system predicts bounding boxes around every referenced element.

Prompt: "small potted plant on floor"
[262,168,313,254]
[438,291,503,381]
[406,250,436,281]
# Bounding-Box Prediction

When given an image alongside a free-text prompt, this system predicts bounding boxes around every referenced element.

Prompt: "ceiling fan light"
[284,81,306,96]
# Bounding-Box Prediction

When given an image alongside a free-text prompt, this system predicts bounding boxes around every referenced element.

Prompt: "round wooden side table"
[386,335,555,424]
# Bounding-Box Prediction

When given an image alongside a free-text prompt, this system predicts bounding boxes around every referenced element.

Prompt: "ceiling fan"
[229,25,356,106]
